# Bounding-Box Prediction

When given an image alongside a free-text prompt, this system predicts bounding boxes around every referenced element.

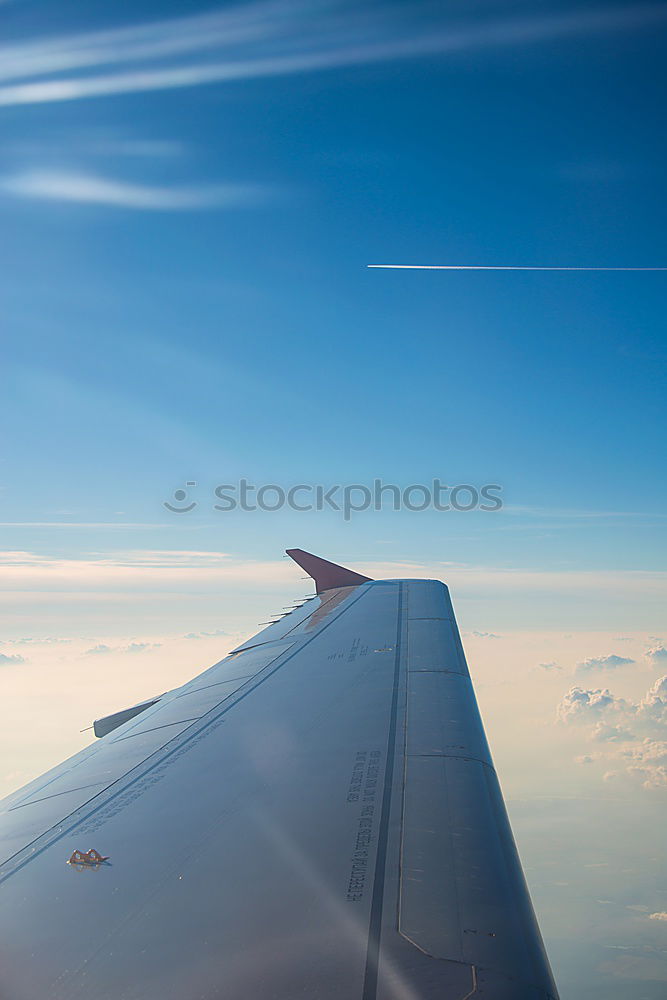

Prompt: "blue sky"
[1,4,667,996]
[2,0,667,582]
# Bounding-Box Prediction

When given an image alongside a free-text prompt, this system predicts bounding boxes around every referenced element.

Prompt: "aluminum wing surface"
[0,554,559,1000]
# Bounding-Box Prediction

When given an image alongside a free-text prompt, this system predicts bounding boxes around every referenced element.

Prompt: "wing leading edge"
[0,551,559,1000]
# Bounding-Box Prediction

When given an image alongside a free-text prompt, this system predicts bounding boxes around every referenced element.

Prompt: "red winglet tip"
[285,549,372,593]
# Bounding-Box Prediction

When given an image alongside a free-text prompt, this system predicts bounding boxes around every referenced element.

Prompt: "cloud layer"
[84,640,162,655]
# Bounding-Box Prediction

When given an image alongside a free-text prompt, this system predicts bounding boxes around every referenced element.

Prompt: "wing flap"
[93,695,163,738]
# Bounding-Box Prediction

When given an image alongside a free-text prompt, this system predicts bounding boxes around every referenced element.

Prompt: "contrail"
[368,264,667,270]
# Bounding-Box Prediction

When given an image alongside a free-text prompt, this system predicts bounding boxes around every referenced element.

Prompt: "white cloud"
[0,2,665,106]
[0,169,266,210]
[650,912,667,922]
[539,661,563,671]
[558,675,667,732]
[84,640,161,655]
[558,675,667,791]
[576,653,635,674]
[637,675,667,729]
[184,628,228,640]
[646,645,667,663]
[0,652,26,664]
[622,739,667,789]
[557,686,626,723]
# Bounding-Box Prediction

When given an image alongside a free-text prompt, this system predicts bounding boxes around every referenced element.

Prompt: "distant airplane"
[0,549,559,999]
[368,263,667,270]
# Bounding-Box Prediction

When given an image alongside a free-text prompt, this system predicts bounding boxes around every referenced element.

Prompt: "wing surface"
[0,558,559,1000]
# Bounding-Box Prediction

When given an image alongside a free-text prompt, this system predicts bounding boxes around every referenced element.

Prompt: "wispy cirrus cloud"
[0,169,267,210]
[3,549,667,596]
[0,1,665,106]
[0,548,294,591]
[503,503,667,521]
[5,136,186,160]
[0,522,169,528]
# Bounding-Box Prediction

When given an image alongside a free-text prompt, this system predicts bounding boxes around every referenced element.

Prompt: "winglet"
[285,549,372,594]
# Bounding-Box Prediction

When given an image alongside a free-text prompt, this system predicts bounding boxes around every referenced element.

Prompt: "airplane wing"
[0,550,559,1000]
